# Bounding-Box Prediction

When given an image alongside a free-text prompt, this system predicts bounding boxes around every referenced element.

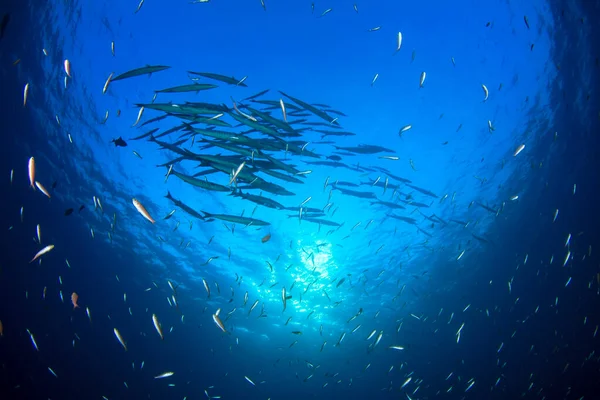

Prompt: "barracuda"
[170,170,231,192]
[201,211,270,226]
[111,65,171,82]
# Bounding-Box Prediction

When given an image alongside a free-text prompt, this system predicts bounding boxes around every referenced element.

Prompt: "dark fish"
[285,206,322,214]
[188,71,248,87]
[243,89,269,101]
[279,91,339,125]
[111,137,127,147]
[245,106,297,134]
[475,201,497,214]
[333,151,357,157]
[301,121,341,128]
[419,211,438,223]
[524,16,530,29]
[287,212,326,219]
[405,183,438,198]
[165,191,205,220]
[332,185,377,199]
[78,205,85,213]
[64,208,74,216]
[336,278,345,288]
[316,130,355,138]
[326,155,342,161]
[201,211,270,226]
[472,233,491,244]
[372,167,412,183]
[364,181,402,191]
[304,160,351,169]
[130,128,159,141]
[400,199,429,208]
[230,190,286,210]
[251,99,301,111]
[237,181,295,197]
[148,136,189,156]
[171,170,231,192]
[51,181,57,189]
[140,114,169,127]
[322,109,347,117]
[333,144,394,154]
[228,112,281,139]
[192,169,220,178]
[387,214,417,224]
[0,13,10,40]
[331,181,359,188]
[302,218,341,227]
[155,83,217,93]
[370,200,405,210]
[111,65,171,82]
[257,168,305,184]
[288,111,311,117]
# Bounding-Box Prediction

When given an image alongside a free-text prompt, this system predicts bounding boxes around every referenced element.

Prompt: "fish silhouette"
[111,137,127,147]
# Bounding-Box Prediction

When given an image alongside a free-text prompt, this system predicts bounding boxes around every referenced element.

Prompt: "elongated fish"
[135,0,145,13]
[165,191,205,220]
[395,32,402,53]
[188,71,248,87]
[132,198,155,223]
[103,73,114,94]
[30,245,54,263]
[171,170,231,192]
[230,190,285,210]
[64,59,72,78]
[405,183,438,198]
[155,83,217,93]
[282,287,287,311]
[111,65,171,82]
[28,157,35,189]
[114,328,127,351]
[244,89,269,101]
[333,144,393,154]
[419,72,426,88]
[279,91,338,125]
[23,83,29,107]
[201,211,270,226]
[212,309,227,332]
[152,314,163,340]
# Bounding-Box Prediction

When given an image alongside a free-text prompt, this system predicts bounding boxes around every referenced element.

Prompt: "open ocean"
[1,0,599,399]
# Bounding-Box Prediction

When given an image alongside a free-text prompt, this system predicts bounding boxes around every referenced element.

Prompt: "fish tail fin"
[165,191,172,200]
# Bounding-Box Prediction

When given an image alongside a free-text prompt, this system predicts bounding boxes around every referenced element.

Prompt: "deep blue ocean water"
[1,0,599,399]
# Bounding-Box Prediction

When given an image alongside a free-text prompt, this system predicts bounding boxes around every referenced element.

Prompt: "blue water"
[1,0,599,399]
